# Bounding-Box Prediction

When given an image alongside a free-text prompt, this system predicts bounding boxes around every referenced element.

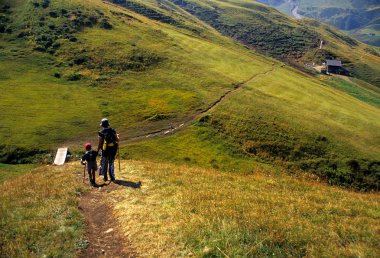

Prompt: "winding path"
[121,64,277,144]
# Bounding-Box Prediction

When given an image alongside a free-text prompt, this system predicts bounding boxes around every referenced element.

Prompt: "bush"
[0,146,49,164]
[67,73,82,81]
[49,11,58,18]
[99,19,112,29]
[41,0,50,9]
[51,41,60,49]
[73,55,88,65]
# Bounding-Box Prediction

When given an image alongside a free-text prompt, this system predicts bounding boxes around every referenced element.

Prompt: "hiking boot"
[110,177,115,181]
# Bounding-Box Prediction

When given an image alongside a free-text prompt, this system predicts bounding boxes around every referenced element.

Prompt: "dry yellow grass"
[1,162,379,257]
[98,160,380,257]
[0,165,85,257]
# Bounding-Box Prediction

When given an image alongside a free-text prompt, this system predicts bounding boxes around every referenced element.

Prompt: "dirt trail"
[78,180,140,258]
[121,64,277,144]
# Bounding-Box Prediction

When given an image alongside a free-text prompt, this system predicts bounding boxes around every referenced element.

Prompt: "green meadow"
[0,163,37,182]
[125,65,380,189]
[325,77,380,108]
[0,0,379,188]
[0,0,271,151]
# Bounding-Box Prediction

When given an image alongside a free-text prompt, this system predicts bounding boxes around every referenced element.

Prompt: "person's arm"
[97,136,103,152]
[81,154,86,165]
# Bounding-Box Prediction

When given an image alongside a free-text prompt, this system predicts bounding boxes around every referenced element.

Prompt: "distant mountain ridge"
[256,0,380,46]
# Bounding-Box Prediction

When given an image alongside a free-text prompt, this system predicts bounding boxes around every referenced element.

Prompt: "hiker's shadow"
[113,179,142,189]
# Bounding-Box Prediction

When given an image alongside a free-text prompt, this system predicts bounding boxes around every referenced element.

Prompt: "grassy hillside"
[168,0,380,86]
[0,164,85,257]
[324,76,380,108]
[108,160,380,257]
[0,163,37,182]
[1,161,379,256]
[0,0,379,189]
[257,0,380,47]
[0,0,272,153]
[124,65,380,189]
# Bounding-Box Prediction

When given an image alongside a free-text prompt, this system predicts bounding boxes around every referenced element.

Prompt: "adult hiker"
[81,143,98,186]
[97,118,119,181]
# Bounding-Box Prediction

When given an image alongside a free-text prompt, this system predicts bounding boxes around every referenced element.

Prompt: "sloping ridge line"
[121,64,276,144]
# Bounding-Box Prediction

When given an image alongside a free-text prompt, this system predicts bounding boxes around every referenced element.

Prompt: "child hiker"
[81,143,98,186]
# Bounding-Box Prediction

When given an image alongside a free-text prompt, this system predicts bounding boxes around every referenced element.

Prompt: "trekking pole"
[118,144,121,173]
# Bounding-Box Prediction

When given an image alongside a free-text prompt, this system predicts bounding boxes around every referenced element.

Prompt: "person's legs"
[87,166,92,185]
[99,157,104,176]
[91,169,96,184]
[108,156,115,181]
[102,155,109,180]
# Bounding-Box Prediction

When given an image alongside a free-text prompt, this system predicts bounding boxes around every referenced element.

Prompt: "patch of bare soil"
[78,180,140,258]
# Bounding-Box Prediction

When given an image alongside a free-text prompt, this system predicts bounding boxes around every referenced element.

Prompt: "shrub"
[67,73,82,81]
[41,0,50,9]
[99,18,112,29]
[49,11,58,18]
[51,41,60,49]
[73,55,88,65]
[0,146,49,164]
[60,9,68,16]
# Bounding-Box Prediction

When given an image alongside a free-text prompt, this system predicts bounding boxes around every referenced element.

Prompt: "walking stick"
[118,144,121,174]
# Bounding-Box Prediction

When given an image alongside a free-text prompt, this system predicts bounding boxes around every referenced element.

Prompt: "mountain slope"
[0,0,379,189]
[166,0,380,87]
[0,0,272,147]
[257,0,380,47]
[2,161,379,257]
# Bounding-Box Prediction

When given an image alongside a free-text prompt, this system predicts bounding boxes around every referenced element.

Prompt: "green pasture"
[0,0,271,150]
[326,77,380,108]
[0,163,37,182]
[124,65,380,188]
[1,0,379,187]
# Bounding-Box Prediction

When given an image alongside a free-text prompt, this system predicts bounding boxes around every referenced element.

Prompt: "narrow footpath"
[122,64,277,144]
[78,180,139,258]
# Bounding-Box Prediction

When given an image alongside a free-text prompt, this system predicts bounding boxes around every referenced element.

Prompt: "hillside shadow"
[113,179,142,189]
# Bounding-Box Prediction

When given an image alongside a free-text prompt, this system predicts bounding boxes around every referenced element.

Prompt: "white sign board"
[53,148,68,165]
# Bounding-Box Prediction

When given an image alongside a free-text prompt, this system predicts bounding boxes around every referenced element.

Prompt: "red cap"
[84,143,92,150]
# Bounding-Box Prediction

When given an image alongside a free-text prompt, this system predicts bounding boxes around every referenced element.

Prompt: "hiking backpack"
[102,128,117,150]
